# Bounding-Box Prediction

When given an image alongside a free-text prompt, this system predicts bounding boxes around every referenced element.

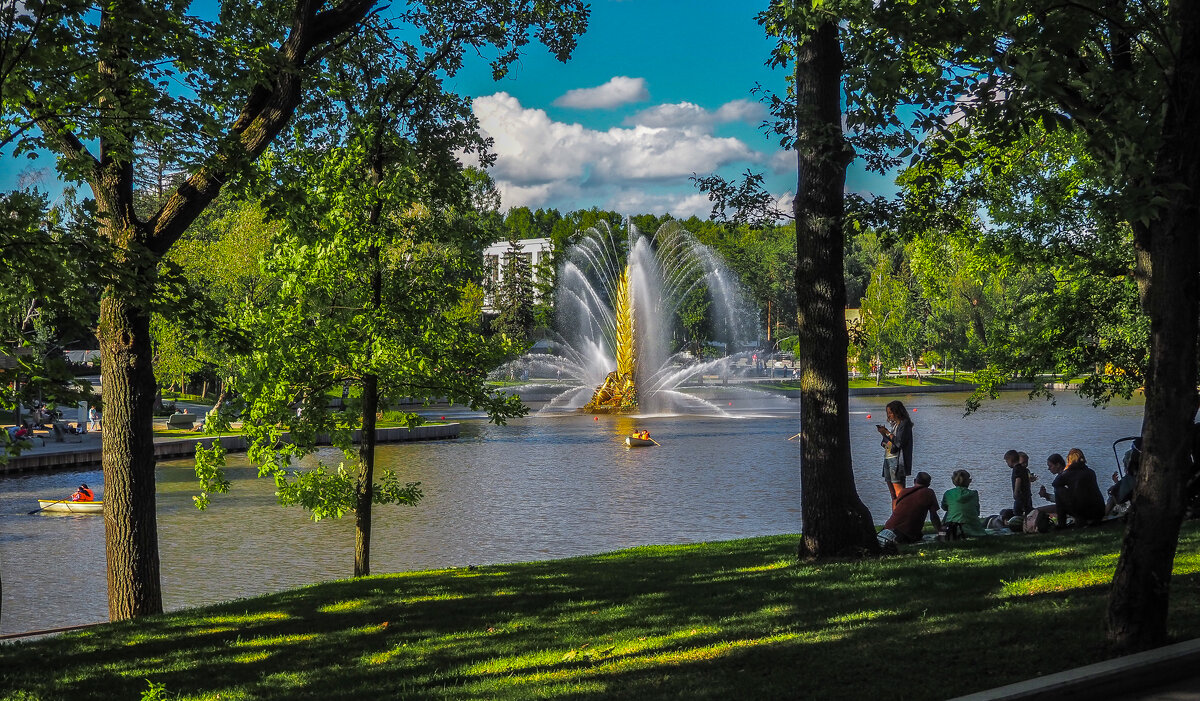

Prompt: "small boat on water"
[36,500,103,514]
[626,436,656,447]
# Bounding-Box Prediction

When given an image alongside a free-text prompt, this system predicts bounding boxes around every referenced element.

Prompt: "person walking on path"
[876,399,914,509]
[88,406,100,431]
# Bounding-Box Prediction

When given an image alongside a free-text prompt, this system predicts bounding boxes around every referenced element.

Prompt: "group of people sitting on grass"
[879,443,1138,548]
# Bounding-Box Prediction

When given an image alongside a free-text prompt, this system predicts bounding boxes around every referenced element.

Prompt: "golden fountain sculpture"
[584,266,638,412]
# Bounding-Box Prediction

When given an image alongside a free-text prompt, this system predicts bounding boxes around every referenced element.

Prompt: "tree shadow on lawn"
[4,527,1199,700]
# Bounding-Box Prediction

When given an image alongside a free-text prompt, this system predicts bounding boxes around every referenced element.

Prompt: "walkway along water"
[0,423,461,474]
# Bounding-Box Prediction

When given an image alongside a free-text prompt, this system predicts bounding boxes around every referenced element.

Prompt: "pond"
[0,389,1145,635]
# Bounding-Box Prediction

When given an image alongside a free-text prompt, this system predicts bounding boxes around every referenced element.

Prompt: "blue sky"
[0,0,897,219]
[449,0,896,217]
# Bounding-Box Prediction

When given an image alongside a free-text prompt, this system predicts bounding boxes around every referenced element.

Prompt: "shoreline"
[0,423,461,475]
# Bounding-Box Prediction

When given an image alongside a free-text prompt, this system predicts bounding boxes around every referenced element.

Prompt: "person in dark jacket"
[1046,448,1105,527]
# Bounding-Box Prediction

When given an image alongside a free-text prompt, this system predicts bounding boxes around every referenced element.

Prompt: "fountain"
[502,220,756,415]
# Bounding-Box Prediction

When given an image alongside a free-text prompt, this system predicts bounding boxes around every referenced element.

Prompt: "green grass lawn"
[847,373,976,388]
[160,392,218,407]
[4,524,1200,700]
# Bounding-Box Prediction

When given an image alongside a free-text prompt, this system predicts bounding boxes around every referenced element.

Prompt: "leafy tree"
[503,207,535,239]
[839,0,1200,650]
[492,231,536,346]
[858,255,912,382]
[530,250,557,332]
[1,190,100,456]
[899,125,1147,404]
[676,288,712,357]
[1,0,586,620]
[167,198,278,413]
[197,129,527,577]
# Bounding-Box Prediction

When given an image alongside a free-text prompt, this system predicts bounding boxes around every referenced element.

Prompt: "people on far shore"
[941,469,987,537]
[883,471,941,543]
[876,399,914,510]
[88,406,101,431]
[1040,448,1105,528]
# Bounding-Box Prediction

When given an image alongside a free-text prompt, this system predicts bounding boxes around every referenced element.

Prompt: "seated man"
[883,471,941,543]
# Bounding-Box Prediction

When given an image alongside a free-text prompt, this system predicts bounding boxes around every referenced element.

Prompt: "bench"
[166,413,197,430]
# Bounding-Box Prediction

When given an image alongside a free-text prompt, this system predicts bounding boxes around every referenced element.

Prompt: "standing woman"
[876,399,914,509]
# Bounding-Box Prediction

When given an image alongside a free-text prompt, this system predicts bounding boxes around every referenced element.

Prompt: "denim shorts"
[883,456,905,483]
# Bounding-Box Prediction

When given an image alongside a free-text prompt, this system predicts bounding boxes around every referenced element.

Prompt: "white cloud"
[607,190,716,219]
[773,191,795,218]
[713,99,765,125]
[553,76,649,109]
[624,98,766,132]
[475,91,760,184]
[769,150,794,174]
[472,93,768,216]
[624,102,709,130]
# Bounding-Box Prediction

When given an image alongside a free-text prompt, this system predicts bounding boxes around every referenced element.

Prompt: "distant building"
[483,237,553,313]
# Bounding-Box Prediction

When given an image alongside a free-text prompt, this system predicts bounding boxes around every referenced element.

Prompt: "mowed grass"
[4,524,1200,700]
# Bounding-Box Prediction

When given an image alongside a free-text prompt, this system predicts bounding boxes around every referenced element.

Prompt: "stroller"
[1112,431,1200,519]
[1110,436,1141,512]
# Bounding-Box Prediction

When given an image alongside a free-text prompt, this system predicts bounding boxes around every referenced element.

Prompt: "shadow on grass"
[4,526,1200,700]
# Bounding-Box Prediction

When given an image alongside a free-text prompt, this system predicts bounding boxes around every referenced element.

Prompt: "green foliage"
[270,461,422,522]
[199,127,526,524]
[491,231,536,345]
[676,290,712,356]
[139,680,172,701]
[192,442,230,511]
[0,190,102,459]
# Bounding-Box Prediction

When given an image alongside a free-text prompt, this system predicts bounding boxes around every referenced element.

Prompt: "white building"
[482,237,553,312]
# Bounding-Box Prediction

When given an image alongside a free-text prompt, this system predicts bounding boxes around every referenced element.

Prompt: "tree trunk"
[1107,4,1200,648]
[794,21,879,558]
[354,154,385,577]
[98,293,163,619]
[355,373,377,578]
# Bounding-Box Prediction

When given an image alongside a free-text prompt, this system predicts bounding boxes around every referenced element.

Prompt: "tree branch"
[145,0,379,255]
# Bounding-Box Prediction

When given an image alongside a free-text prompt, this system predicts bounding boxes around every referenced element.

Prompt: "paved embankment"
[0,423,460,474]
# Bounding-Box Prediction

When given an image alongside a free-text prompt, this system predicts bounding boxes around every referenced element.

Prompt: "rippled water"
[0,389,1146,635]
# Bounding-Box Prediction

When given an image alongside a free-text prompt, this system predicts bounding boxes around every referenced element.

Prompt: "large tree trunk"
[98,293,163,619]
[1107,3,1200,648]
[794,21,879,558]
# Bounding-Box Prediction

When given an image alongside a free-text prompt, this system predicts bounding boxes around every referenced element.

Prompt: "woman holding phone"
[876,399,914,509]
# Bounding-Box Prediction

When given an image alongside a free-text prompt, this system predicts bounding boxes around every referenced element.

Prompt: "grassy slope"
[3,524,1200,700]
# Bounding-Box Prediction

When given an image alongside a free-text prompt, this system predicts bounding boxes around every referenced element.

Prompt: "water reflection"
[0,390,1147,635]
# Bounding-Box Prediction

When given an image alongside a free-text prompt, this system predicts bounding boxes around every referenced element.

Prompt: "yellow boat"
[625,436,656,447]
[36,499,103,514]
